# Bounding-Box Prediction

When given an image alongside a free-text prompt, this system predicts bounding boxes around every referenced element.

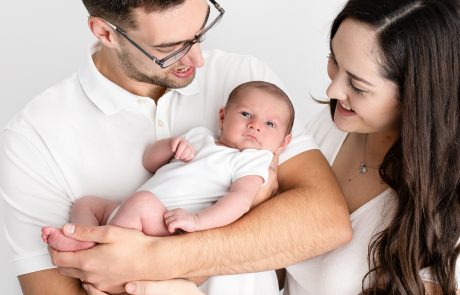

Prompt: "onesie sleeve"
[231,149,273,184]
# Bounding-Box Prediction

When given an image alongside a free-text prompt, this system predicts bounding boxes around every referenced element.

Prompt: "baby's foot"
[41,226,95,252]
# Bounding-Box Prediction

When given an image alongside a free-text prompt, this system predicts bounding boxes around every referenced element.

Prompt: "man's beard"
[117,49,195,89]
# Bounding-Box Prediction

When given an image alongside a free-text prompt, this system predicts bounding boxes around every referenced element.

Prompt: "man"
[0,0,351,294]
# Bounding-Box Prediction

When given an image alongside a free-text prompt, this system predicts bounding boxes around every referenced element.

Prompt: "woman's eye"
[241,112,251,118]
[266,121,275,128]
[347,80,366,95]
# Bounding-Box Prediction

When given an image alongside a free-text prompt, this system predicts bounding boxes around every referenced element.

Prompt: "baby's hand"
[164,208,199,233]
[170,137,195,162]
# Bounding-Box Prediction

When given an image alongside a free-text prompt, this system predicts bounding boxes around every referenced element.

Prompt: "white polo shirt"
[0,47,317,276]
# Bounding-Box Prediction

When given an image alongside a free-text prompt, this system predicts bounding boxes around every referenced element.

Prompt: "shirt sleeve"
[279,134,318,165]
[231,150,273,184]
[0,128,73,276]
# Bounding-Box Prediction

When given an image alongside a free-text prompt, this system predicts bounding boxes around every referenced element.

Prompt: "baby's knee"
[124,191,165,212]
[71,195,98,213]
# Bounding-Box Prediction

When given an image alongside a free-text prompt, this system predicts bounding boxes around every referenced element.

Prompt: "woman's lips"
[336,101,356,116]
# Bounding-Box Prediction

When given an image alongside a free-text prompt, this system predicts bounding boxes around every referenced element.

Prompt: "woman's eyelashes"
[328,53,366,96]
[347,80,366,95]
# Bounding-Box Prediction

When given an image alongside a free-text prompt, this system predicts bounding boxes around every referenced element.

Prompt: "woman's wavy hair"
[81,0,186,29]
[329,0,460,293]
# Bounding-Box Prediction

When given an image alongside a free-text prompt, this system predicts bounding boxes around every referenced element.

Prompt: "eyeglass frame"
[96,0,225,68]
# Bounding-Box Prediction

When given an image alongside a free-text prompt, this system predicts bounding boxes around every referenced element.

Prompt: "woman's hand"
[251,151,280,208]
[83,280,205,295]
[124,280,205,295]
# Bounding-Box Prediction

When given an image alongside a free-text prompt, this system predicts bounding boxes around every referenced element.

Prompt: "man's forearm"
[19,268,87,295]
[149,150,352,279]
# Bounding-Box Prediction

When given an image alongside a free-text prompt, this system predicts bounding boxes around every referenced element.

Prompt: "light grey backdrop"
[0,0,345,293]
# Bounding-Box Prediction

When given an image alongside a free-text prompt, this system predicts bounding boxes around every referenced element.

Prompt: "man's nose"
[179,43,205,68]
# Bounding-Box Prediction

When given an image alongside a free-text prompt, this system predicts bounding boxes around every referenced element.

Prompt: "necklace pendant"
[359,162,368,174]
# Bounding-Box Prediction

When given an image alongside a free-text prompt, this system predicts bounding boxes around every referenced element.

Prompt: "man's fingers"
[57,265,85,280]
[61,224,117,243]
[83,283,110,295]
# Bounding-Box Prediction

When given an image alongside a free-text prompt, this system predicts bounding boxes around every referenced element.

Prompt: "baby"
[42,80,294,251]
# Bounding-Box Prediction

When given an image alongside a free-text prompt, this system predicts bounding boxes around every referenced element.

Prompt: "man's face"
[116,0,209,89]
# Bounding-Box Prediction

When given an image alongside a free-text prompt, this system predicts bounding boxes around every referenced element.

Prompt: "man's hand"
[251,151,280,208]
[49,224,169,293]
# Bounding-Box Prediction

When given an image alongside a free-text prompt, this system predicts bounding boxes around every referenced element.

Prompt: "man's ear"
[88,17,119,48]
[277,133,292,154]
[218,107,226,129]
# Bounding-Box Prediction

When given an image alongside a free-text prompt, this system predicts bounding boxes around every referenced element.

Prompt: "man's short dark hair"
[82,0,186,30]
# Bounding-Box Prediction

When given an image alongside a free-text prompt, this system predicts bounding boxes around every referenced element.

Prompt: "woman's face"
[327,18,400,134]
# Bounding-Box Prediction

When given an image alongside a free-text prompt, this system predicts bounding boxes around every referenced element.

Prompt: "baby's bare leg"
[42,196,119,251]
[109,190,170,236]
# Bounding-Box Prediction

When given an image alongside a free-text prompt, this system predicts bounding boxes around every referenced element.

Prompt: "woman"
[87,0,459,293]
[285,0,459,293]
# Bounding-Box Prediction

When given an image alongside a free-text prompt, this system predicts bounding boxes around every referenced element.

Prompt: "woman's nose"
[326,74,349,102]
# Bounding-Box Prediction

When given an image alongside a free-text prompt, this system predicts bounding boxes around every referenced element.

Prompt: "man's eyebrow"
[152,5,211,48]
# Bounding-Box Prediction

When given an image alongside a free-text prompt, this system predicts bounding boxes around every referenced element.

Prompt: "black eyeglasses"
[99,0,224,68]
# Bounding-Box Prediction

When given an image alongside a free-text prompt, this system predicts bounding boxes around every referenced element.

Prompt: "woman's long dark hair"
[329,0,460,293]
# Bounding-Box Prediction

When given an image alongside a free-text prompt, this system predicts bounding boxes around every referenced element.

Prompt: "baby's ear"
[218,107,226,129]
[277,134,292,154]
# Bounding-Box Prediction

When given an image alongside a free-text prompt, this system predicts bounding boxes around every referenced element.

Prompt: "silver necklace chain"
[359,134,369,174]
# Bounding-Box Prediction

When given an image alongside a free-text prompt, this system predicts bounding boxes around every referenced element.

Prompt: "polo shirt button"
[158,120,164,127]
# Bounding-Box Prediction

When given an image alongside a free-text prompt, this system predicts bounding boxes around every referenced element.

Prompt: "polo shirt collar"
[77,44,200,115]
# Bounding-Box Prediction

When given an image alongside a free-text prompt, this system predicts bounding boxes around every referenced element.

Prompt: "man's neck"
[92,48,166,102]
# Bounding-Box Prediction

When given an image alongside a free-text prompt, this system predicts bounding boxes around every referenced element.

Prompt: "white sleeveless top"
[285,107,460,294]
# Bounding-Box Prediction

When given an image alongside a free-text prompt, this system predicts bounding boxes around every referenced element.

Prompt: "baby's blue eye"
[241,111,251,118]
[266,121,275,128]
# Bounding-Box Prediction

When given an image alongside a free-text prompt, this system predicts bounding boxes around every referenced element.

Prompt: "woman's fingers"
[125,280,205,295]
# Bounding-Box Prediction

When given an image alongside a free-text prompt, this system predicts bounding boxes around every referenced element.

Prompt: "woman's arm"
[51,150,352,292]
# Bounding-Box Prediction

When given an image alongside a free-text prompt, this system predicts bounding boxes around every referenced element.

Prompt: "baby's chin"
[238,143,274,152]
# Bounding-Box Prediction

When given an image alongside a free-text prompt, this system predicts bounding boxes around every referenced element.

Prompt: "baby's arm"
[143,137,195,172]
[164,175,263,232]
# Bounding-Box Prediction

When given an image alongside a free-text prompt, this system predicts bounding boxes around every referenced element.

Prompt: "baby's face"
[219,88,292,153]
